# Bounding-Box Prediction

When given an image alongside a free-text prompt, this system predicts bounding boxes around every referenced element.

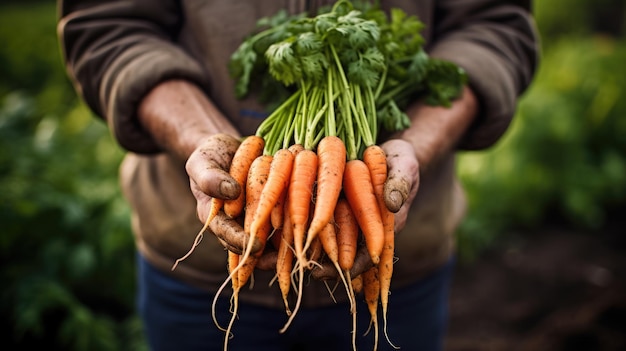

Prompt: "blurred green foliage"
[0,3,145,350]
[0,93,145,350]
[456,3,626,259]
[0,0,625,349]
[0,3,76,115]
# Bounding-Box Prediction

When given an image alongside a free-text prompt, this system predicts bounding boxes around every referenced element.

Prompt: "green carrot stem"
[373,63,388,100]
[366,85,378,142]
[293,82,308,146]
[304,86,324,150]
[256,89,300,136]
[282,101,298,149]
[329,45,350,91]
[375,79,414,106]
[325,67,337,137]
[340,87,358,160]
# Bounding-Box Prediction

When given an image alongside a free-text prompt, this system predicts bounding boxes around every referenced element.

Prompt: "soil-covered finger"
[381,139,419,212]
[192,185,214,223]
[186,134,242,199]
[209,212,263,254]
[218,237,242,255]
[348,245,375,278]
[255,249,278,271]
[310,259,337,280]
[383,172,411,213]
[311,245,373,280]
[204,133,241,166]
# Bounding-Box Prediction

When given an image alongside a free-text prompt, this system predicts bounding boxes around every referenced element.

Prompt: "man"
[58,1,538,350]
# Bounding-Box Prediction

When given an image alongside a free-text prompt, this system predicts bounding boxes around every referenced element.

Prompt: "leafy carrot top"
[229,0,467,158]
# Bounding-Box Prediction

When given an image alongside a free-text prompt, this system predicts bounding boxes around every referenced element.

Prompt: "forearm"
[59,0,212,154]
[137,79,240,161]
[428,1,538,150]
[394,86,478,173]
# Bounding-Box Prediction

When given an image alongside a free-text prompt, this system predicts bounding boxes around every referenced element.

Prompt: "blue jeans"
[137,255,455,351]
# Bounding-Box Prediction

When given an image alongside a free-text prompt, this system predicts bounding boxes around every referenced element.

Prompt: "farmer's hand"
[311,244,375,281]
[185,134,263,256]
[380,138,420,231]
[186,133,241,208]
[203,212,277,269]
[137,80,273,260]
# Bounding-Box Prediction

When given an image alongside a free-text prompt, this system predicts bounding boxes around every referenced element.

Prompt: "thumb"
[381,139,419,213]
[186,133,241,199]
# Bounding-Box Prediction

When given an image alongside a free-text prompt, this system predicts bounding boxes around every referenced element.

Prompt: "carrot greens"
[230,0,466,158]
[213,2,468,343]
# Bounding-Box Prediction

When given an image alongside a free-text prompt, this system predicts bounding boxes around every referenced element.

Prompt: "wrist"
[394,86,477,172]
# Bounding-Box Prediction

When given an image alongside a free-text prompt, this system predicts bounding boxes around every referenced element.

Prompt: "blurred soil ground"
[446,222,626,351]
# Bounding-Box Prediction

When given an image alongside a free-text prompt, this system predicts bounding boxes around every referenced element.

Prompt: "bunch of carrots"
[213,134,395,351]
[175,1,466,350]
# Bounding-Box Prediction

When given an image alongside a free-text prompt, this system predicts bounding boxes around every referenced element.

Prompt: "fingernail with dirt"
[386,190,404,212]
[220,180,239,199]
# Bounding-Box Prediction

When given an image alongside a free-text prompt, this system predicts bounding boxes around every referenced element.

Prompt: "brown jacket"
[58,0,539,308]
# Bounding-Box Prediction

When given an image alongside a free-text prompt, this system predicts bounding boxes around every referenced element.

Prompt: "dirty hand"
[380,138,420,231]
[185,133,266,258]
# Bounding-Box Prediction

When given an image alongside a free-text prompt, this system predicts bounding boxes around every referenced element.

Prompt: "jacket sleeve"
[58,0,209,153]
[428,0,540,150]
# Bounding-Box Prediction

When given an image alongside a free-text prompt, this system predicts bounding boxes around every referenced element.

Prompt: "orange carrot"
[362,145,388,209]
[270,187,287,230]
[235,155,273,292]
[214,154,271,347]
[289,149,318,264]
[363,265,380,351]
[343,159,384,265]
[305,135,346,253]
[274,144,304,317]
[238,223,271,289]
[224,135,264,218]
[271,144,304,233]
[276,196,295,315]
[288,143,304,155]
[222,250,240,349]
[335,197,360,349]
[208,197,224,224]
[318,220,341,270]
[228,251,241,309]
[241,154,273,272]
[363,145,396,348]
[280,149,318,333]
[379,237,398,349]
[228,250,241,289]
[318,219,354,315]
[249,148,294,241]
[334,198,359,272]
[235,221,271,326]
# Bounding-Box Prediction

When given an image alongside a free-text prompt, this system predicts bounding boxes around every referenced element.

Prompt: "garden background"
[1,1,625,350]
